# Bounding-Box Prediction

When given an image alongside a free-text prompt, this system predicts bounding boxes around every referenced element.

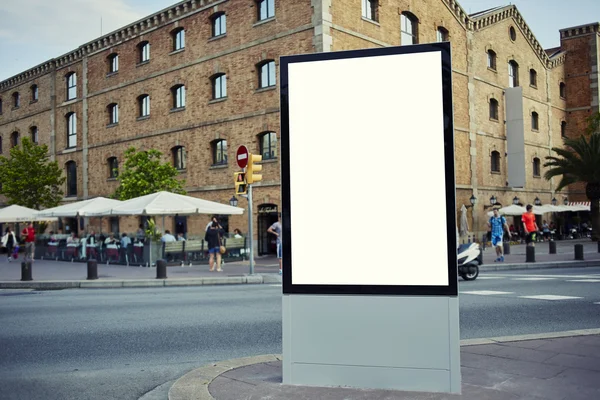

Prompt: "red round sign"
[236,145,249,169]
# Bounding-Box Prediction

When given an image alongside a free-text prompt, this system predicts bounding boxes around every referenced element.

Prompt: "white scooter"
[457,242,481,281]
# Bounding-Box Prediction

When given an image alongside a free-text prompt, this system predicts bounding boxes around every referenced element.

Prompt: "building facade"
[0,0,598,249]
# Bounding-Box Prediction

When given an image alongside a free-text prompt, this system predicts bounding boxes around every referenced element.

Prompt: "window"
[533,158,541,177]
[529,69,537,87]
[212,74,227,99]
[107,103,119,125]
[172,28,185,51]
[66,161,77,197]
[531,111,539,130]
[487,50,496,70]
[12,92,20,108]
[66,112,77,148]
[11,132,19,148]
[66,73,77,100]
[559,82,566,98]
[107,157,119,178]
[171,85,186,109]
[30,126,38,143]
[138,94,150,117]
[31,85,38,102]
[509,26,517,41]
[561,121,567,138]
[0,99,3,114]
[259,131,277,160]
[258,60,276,88]
[138,41,150,63]
[489,98,499,120]
[108,53,119,74]
[362,0,378,22]
[436,27,448,42]
[508,60,519,87]
[212,139,228,165]
[211,13,226,37]
[491,151,500,173]
[257,0,275,21]
[172,146,187,170]
[400,12,418,45]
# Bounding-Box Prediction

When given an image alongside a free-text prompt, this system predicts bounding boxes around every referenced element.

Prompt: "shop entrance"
[257,204,278,255]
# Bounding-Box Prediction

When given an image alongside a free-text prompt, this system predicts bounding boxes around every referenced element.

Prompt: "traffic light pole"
[247,184,255,275]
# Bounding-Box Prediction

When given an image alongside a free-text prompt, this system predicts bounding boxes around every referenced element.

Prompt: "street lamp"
[466,194,477,208]
[490,195,497,206]
[563,197,569,206]
[229,196,238,207]
[534,197,542,206]
[513,196,520,205]
[551,198,557,206]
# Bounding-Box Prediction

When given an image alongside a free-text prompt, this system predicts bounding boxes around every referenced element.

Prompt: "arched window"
[533,157,541,177]
[12,92,20,108]
[138,41,150,63]
[436,26,448,42]
[66,72,77,100]
[362,0,378,22]
[256,0,275,21]
[138,94,150,117]
[11,131,19,148]
[211,12,226,37]
[107,53,119,74]
[172,146,187,170]
[30,126,38,143]
[107,103,119,125]
[66,112,77,148]
[258,60,276,89]
[211,74,227,99]
[212,139,228,165]
[259,131,278,160]
[66,161,77,197]
[529,69,537,87]
[559,82,566,98]
[107,157,119,178]
[509,26,517,41]
[31,84,38,102]
[531,111,539,131]
[487,50,496,70]
[171,85,186,109]
[508,60,519,87]
[489,98,499,120]
[491,151,500,173]
[172,28,185,51]
[400,12,418,45]
[561,121,567,138]
[0,98,3,114]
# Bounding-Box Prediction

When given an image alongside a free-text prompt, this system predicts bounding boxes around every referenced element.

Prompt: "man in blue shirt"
[487,209,509,262]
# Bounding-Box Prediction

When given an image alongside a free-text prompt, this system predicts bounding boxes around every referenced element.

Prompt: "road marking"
[567,279,600,283]
[595,302,600,305]
[512,277,556,281]
[269,284,282,287]
[486,274,600,279]
[477,277,506,280]
[519,295,582,301]
[461,290,514,296]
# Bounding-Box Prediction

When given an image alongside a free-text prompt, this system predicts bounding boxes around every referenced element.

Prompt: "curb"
[480,259,600,271]
[168,328,600,400]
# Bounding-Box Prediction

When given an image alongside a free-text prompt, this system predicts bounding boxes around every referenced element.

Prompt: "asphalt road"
[1,267,599,400]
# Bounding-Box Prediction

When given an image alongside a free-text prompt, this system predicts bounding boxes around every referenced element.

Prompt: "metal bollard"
[87,260,98,280]
[575,244,584,260]
[21,261,33,281]
[549,241,557,254]
[156,259,167,279]
[526,246,536,263]
[504,241,511,255]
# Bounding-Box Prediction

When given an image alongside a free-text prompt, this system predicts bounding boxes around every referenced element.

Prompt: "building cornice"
[559,22,600,39]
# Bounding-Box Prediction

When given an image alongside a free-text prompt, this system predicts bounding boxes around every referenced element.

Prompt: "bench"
[223,237,247,261]
[162,241,184,264]
[183,240,205,265]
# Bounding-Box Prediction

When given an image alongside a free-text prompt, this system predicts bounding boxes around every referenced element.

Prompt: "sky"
[0,0,598,82]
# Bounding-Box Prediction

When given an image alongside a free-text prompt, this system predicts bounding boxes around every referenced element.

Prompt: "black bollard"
[549,241,557,254]
[526,246,536,263]
[504,241,511,255]
[156,259,167,279]
[87,260,98,280]
[21,261,33,281]
[575,244,584,260]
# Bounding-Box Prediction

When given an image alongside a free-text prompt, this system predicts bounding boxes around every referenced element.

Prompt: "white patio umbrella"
[0,205,57,223]
[36,197,123,217]
[459,204,469,237]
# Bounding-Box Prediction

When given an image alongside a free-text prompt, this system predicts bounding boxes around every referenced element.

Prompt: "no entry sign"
[236,145,249,169]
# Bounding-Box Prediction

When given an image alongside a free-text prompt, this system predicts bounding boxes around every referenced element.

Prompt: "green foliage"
[113,147,186,200]
[145,217,162,241]
[0,137,65,210]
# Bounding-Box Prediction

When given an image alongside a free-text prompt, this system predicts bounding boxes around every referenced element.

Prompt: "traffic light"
[246,153,263,184]
[234,172,247,195]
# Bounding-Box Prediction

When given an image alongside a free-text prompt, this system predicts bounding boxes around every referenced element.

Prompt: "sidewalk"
[169,329,600,400]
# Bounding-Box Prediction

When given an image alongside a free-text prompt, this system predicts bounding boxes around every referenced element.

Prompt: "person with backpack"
[487,209,509,262]
[1,227,17,262]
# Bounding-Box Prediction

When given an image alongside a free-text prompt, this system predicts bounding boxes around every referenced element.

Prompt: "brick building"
[0,0,598,250]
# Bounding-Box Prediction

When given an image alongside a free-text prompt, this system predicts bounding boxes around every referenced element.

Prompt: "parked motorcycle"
[457,242,481,281]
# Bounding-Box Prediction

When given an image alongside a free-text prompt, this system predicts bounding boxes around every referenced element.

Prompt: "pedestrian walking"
[267,213,283,275]
[205,221,224,272]
[522,204,539,247]
[1,227,17,262]
[487,209,509,262]
[21,222,36,261]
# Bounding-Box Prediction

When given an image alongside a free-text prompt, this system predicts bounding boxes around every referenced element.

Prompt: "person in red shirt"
[521,205,539,247]
[21,222,36,261]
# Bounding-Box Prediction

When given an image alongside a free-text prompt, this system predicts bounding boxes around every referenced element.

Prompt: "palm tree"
[544,116,600,241]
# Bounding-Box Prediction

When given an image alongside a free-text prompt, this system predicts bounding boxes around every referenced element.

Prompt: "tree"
[544,113,600,241]
[0,137,65,210]
[113,147,186,200]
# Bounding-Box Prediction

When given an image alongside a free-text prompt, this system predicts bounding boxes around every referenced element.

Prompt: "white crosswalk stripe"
[566,279,600,283]
[461,290,514,296]
[476,277,506,280]
[512,277,556,281]
[519,295,582,301]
